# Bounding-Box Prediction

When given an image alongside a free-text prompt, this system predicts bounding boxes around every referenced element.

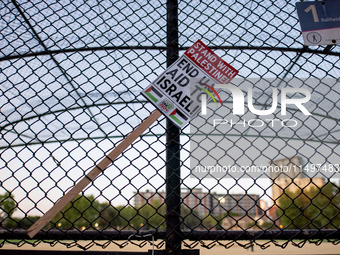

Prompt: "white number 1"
[305,5,319,22]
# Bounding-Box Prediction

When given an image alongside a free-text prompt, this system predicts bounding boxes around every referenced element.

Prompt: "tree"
[4,215,43,229]
[0,192,16,226]
[181,206,200,230]
[202,214,218,230]
[115,200,166,230]
[97,202,119,230]
[214,211,239,230]
[138,199,165,230]
[51,194,100,230]
[115,205,141,230]
[276,182,340,229]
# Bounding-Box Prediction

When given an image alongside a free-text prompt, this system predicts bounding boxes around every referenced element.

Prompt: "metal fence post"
[165,0,181,254]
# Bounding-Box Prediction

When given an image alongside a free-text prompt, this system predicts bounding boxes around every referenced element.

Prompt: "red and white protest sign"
[142,39,238,128]
[185,40,238,84]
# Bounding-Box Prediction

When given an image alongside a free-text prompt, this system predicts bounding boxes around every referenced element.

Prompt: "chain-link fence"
[1,0,340,253]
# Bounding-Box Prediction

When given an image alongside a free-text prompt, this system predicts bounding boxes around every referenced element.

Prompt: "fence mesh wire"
[1,0,340,252]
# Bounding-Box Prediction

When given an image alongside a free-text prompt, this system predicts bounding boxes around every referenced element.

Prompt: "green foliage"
[0,192,17,227]
[276,182,340,229]
[181,206,200,230]
[97,202,119,229]
[0,192,39,230]
[202,214,218,229]
[224,211,239,217]
[4,216,41,229]
[4,191,273,232]
[111,200,166,230]
[140,199,165,230]
[246,220,256,229]
[50,198,166,231]
[259,221,276,229]
[0,192,16,220]
[115,205,141,229]
[51,194,100,230]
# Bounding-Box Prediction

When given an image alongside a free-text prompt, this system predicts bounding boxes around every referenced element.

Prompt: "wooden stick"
[27,109,162,238]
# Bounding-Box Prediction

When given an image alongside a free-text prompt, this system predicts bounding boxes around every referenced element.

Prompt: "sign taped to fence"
[142,40,238,128]
[296,0,340,46]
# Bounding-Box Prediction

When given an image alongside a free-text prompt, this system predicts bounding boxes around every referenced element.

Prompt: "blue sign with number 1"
[296,0,340,45]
